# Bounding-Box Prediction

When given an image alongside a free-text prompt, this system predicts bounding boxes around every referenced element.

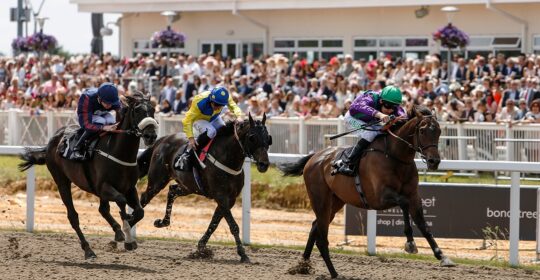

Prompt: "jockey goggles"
[382,101,397,110]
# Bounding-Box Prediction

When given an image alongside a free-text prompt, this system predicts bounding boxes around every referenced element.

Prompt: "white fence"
[4,111,540,163]
[5,145,539,266]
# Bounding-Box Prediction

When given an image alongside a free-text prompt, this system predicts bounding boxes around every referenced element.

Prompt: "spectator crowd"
[1,50,540,124]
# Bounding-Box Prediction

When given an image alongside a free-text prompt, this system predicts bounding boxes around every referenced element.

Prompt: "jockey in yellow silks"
[182,86,242,152]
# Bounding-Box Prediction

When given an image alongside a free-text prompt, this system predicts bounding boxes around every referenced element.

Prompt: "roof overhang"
[70,0,540,13]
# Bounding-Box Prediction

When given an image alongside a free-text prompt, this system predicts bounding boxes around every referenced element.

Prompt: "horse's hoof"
[154,219,169,228]
[124,242,138,251]
[85,251,97,260]
[330,272,339,279]
[240,255,250,263]
[188,247,214,259]
[440,256,456,267]
[287,260,314,275]
[404,241,418,254]
[114,231,125,242]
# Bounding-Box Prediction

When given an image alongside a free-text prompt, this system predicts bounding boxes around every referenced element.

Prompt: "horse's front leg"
[188,205,224,260]
[409,193,455,267]
[99,183,136,251]
[220,198,249,263]
[154,184,189,228]
[397,196,417,254]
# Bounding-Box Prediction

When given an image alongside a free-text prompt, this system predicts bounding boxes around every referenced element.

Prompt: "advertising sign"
[345,184,539,240]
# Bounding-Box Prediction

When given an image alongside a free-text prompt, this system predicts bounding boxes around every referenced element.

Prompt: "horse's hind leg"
[98,200,125,242]
[154,184,190,228]
[55,174,96,259]
[302,220,317,260]
[409,194,455,267]
[398,197,417,254]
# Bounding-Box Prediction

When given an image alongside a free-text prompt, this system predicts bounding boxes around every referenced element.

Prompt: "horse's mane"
[216,119,262,138]
[407,105,432,119]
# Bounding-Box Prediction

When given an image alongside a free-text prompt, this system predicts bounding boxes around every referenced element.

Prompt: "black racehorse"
[19,92,158,259]
[137,113,271,262]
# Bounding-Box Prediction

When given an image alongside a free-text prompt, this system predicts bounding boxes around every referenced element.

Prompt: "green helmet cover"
[381,86,403,105]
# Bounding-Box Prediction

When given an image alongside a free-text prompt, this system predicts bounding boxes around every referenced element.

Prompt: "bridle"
[386,115,439,161]
[101,101,158,137]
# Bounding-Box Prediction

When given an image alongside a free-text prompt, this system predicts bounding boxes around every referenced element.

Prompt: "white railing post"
[337,118,346,147]
[157,115,166,138]
[509,171,520,266]
[26,166,35,233]
[8,110,20,145]
[46,111,55,140]
[242,159,251,245]
[536,187,540,261]
[457,123,467,160]
[299,118,307,154]
[367,209,377,255]
[506,124,515,161]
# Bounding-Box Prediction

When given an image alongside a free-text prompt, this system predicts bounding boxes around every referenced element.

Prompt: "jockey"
[333,85,406,176]
[179,86,243,164]
[72,82,121,160]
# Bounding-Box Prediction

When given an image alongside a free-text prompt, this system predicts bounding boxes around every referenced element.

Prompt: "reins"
[384,115,439,162]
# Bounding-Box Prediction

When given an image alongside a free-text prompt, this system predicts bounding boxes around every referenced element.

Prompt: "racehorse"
[19,92,158,259]
[280,105,455,278]
[137,113,271,262]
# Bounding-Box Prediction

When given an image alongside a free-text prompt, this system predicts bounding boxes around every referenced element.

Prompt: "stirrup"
[174,152,190,170]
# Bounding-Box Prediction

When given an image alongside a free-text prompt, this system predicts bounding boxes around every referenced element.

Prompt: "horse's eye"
[249,134,256,143]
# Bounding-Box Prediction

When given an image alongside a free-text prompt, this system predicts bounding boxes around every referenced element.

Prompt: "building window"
[353,37,429,60]
[273,38,343,61]
[451,35,522,58]
[133,39,184,56]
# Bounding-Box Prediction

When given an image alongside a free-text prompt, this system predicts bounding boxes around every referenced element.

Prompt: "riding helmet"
[209,87,229,106]
[97,83,120,106]
[380,86,403,105]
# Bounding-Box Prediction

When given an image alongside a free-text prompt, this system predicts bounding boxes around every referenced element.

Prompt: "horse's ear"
[415,106,423,118]
[262,113,266,125]
[248,112,255,127]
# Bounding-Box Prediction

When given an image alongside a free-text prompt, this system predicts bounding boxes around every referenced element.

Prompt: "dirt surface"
[1,232,539,280]
[0,193,539,279]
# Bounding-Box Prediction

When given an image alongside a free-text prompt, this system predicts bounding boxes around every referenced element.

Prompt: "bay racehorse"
[137,113,271,262]
[19,92,158,259]
[280,106,455,278]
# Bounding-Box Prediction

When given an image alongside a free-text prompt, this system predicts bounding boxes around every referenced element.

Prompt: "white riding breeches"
[92,111,116,125]
[344,112,382,142]
[193,115,226,139]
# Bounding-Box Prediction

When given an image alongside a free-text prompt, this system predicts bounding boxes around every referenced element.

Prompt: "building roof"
[71,0,540,13]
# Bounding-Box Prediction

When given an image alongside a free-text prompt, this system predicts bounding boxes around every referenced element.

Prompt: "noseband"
[386,115,439,161]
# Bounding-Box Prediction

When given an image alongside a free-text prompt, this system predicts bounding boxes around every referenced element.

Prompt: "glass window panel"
[321,51,340,60]
[274,51,293,59]
[226,43,237,58]
[213,43,223,55]
[468,37,492,47]
[467,50,492,59]
[242,43,249,58]
[405,38,428,47]
[354,39,377,47]
[202,44,211,54]
[322,40,343,48]
[252,43,264,59]
[298,40,319,48]
[354,51,377,61]
[535,37,540,47]
[404,51,428,60]
[379,50,403,59]
[274,40,295,48]
[496,50,521,58]
[492,37,520,45]
[379,39,402,47]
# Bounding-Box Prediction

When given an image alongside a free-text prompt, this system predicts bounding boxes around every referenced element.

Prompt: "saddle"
[58,126,100,161]
[173,139,214,196]
[331,147,370,208]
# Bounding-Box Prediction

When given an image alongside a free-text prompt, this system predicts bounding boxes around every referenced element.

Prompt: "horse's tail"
[138,137,166,178]
[19,146,48,172]
[279,154,315,177]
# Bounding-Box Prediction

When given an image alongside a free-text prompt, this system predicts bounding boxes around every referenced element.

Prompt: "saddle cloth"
[173,138,214,172]
[58,125,99,161]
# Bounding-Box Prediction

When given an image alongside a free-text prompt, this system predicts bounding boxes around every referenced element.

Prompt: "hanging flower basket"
[27,32,58,52]
[151,26,186,48]
[433,23,469,49]
[11,37,32,52]
[11,32,57,53]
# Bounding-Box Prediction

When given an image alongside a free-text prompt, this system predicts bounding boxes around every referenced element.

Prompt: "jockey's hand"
[188,137,198,149]
[376,112,391,123]
[103,124,118,132]
[236,116,244,123]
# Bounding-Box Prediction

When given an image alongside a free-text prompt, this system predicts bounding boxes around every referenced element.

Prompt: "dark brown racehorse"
[19,93,158,259]
[137,113,271,262]
[280,106,455,278]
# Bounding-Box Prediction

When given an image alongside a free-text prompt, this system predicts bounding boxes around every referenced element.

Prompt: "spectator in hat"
[523,99,540,123]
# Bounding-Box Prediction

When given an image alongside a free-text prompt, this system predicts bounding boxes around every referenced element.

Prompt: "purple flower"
[12,32,57,52]
[433,23,469,49]
[150,26,186,48]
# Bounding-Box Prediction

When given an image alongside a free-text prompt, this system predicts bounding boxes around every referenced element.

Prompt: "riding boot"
[195,132,212,154]
[175,132,212,170]
[71,130,94,161]
[335,138,371,176]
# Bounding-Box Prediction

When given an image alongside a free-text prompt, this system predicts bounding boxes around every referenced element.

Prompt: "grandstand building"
[72,0,540,59]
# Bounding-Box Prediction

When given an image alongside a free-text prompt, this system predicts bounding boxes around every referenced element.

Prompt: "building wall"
[119,4,540,57]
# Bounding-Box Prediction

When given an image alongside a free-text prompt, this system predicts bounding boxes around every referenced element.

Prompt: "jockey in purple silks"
[333,85,406,176]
